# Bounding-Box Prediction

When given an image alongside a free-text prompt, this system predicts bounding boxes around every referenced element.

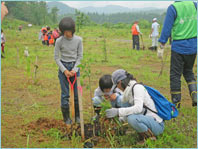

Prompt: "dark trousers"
[54,38,57,46]
[170,50,196,93]
[132,35,140,50]
[58,61,80,109]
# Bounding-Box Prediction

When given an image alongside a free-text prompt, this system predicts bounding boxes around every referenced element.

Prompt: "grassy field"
[1,19,197,148]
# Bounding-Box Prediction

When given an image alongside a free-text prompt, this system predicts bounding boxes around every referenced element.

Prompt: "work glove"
[105,108,119,118]
[119,116,127,123]
[149,34,152,38]
[160,43,165,49]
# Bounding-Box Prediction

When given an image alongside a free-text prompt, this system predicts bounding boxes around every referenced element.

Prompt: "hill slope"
[47,1,76,14]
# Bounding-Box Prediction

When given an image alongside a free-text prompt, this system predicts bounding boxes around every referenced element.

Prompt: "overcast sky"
[60,1,174,9]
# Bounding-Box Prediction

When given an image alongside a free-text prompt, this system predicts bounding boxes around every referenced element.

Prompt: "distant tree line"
[86,12,166,25]
[5,1,166,28]
[6,1,59,25]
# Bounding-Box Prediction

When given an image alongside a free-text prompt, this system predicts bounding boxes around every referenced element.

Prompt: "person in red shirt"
[52,28,60,45]
[1,29,6,58]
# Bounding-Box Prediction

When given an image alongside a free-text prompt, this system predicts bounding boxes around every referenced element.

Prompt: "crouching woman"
[105,69,164,144]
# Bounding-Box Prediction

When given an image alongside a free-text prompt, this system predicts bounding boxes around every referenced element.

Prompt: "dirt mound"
[21,117,100,140]
[21,117,126,145]
[22,117,68,133]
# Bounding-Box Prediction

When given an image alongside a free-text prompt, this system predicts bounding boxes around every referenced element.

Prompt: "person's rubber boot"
[137,129,156,145]
[149,46,154,51]
[61,107,72,125]
[75,104,80,123]
[171,93,181,108]
[188,82,197,107]
[154,46,157,51]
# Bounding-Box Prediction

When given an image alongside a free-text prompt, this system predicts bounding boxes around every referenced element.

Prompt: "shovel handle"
[67,73,77,124]
[67,73,77,90]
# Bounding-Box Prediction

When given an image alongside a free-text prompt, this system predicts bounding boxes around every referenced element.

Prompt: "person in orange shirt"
[41,27,47,45]
[131,21,143,50]
[48,31,54,46]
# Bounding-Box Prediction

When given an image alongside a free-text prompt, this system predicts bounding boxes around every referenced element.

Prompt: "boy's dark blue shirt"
[158,2,197,55]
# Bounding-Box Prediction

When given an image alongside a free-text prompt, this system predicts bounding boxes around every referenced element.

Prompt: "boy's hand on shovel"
[70,70,76,77]
[64,70,72,77]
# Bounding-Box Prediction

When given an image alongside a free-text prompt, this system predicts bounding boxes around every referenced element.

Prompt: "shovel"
[140,34,145,50]
[67,73,77,124]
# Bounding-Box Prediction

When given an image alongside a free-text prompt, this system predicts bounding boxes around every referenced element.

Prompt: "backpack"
[132,83,179,120]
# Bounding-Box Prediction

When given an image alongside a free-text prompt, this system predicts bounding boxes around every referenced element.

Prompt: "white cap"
[153,18,157,21]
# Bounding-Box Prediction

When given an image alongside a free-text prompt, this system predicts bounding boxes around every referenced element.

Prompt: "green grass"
[1,18,197,148]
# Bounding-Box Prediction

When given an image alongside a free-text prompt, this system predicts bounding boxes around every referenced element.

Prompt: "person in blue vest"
[105,69,165,144]
[158,1,197,108]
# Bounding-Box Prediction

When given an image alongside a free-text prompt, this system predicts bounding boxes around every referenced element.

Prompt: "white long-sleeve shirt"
[152,22,160,37]
[118,80,163,123]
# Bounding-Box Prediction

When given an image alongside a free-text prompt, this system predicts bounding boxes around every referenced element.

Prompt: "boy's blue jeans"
[58,61,80,109]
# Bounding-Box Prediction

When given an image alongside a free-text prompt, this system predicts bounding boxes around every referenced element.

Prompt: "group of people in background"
[39,26,60,46]
[131,18,160,51]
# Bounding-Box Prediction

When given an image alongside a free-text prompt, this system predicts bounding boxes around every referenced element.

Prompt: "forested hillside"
[5,1,166,26]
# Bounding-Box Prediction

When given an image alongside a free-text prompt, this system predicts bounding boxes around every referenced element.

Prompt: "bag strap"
[131,83,158,115]
[131,82,143,97]
[143,105,158,115]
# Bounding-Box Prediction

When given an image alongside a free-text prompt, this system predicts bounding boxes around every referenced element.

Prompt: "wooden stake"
[88,75,95,137]
[34,56,38,79]
[158,47,168,78]
[17,47,19,66]
[77,77,85,140]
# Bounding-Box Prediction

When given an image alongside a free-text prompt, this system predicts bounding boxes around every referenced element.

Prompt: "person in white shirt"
[150,18,160,51]
[105,69,164,144]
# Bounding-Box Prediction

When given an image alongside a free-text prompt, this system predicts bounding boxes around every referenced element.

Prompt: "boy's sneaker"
[92,114,100,123]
